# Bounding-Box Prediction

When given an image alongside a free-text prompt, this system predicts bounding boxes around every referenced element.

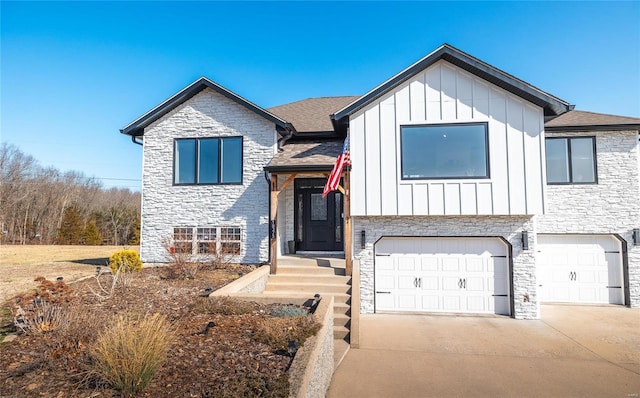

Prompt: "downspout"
[131,136,143,146]
[277,124,296,150]
[264,170,272,264]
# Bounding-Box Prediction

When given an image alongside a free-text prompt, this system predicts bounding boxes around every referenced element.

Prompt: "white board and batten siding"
[350,60,545,217]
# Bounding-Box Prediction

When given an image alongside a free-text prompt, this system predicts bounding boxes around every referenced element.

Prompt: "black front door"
[295,179,343,251]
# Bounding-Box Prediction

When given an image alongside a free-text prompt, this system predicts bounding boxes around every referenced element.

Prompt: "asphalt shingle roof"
[265,139,344,171]
[268,96,360,133]
[545,110,640,128]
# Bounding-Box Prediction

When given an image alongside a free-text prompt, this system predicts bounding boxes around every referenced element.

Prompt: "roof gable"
[331,44,573,125]
[121,77,292,137]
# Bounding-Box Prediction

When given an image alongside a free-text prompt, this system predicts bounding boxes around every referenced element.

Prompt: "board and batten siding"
[349,60,546,217]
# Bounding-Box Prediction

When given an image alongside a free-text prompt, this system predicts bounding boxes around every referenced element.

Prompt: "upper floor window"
[174,137,243,185]
[401,123,489,180]
[545,137,596,184]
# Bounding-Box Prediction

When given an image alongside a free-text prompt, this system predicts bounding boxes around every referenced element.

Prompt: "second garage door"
[537,234,624,305]
[374,237,510,315]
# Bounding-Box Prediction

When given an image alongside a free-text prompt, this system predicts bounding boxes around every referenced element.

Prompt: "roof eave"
[545,124,640,132]
[263,164,335,173]
[331,44,572,123]
[121,77,293,137]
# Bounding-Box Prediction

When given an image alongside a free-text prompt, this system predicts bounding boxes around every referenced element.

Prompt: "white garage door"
[374,237,510,315]
[537,235,624,305]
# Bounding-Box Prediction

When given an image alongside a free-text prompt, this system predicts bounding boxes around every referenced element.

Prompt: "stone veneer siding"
[140,88,276,264]
[353,215,538,319]
[537,130,640,307]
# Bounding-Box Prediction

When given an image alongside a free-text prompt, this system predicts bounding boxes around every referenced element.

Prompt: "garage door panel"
[421,276,439,291]
[466,277,485,292]
[376,294,394,310]
[577,288,600,303]
[421,295,440,311]
[398,276,417,290]
[375,237,510,315]
[552,271,569,283]
[442,276,462,291]
[465,258,484,273]
[578,271,595,283]
[420,257,438,272]
[552,287,570,301]
[442,296,462,312]
[442,258,461,272]
[376,257,394,271]
[376,275,395,290]
[466,296,487,312]
[398,295,417,309]
[537,234,623,305]
[398,257,417,271]
[577,253,597,266]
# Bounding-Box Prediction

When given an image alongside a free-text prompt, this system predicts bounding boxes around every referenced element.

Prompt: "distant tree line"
[0,143,140,245]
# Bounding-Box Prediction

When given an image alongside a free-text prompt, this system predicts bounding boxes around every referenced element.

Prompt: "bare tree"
[0,143,141,245]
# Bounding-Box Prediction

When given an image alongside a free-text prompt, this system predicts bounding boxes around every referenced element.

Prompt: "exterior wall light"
[633,228,640,245]
[521,231,529,251]
[361,230,366,248]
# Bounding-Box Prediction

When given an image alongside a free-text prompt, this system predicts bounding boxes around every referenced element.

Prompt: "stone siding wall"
[537,130,640,307]
[140,88,275,264]
[353,215,538,319]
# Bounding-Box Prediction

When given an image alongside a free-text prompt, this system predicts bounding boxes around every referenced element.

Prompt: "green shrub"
[108,250,142,274]
[89,313,173,396]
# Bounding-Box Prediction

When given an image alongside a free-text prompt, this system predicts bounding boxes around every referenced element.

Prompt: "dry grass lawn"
[0,245,139,302]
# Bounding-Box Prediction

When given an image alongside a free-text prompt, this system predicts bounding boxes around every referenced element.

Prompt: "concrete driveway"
[328,305,640,397]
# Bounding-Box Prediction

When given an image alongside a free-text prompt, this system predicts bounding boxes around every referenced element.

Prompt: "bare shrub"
[11,277,74,334]
[254,315,321,352]
[204,373,289,398]
[88,313,173,396]
[42,305,105,367]
[161,237,203,279]
[190,296,255,316]
[205,248,235,271]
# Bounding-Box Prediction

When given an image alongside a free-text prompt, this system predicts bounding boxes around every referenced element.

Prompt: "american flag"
[322,135,350,198]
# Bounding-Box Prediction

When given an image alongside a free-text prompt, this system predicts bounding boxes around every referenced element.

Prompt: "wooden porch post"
[344,171,352,276]
[270,174,278,274]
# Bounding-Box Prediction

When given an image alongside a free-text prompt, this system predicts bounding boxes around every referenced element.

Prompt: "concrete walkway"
[328,305,640,397]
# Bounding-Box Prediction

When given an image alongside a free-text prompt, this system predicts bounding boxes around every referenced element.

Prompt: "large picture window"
[545,137,596,184]
[401,123,489,179]
[174,137,242,185]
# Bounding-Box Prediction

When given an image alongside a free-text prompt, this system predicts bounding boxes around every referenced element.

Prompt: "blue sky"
[2,1,639,191]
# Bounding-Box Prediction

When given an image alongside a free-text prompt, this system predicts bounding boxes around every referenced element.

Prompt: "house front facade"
[121,44,640,319]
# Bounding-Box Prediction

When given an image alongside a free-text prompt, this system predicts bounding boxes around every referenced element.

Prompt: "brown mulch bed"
[0,265,307,397]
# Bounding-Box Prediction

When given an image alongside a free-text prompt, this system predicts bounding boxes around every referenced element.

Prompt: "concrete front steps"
[265,256,352,369]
